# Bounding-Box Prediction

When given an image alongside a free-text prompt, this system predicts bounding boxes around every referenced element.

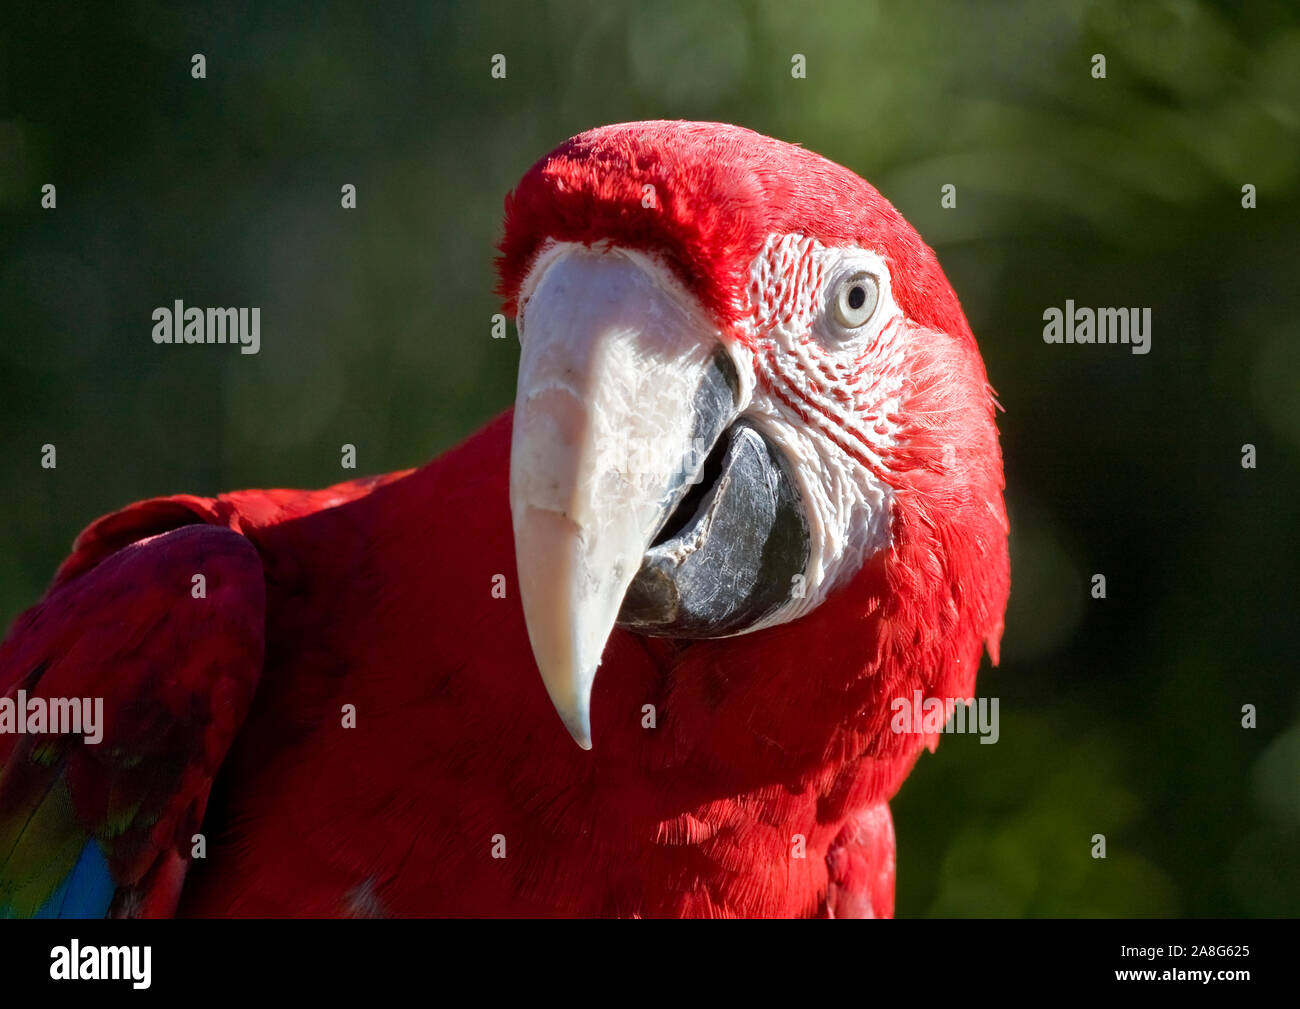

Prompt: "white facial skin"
[736,233,903,627]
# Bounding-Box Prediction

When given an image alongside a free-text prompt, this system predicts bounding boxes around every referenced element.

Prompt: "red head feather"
[498,120,975,344]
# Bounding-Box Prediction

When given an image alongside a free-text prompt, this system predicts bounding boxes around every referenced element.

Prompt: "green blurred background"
[2,1,1297,916]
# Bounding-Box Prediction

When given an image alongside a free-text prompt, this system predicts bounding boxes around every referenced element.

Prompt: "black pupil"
[847,285,866,310]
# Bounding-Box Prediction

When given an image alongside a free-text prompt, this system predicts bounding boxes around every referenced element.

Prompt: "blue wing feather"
[31,839,115,918]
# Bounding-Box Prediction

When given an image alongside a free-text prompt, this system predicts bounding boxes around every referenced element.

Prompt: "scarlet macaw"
[0,121,1009,918]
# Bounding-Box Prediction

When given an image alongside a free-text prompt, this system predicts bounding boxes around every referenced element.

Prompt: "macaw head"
[499,121,1009,752]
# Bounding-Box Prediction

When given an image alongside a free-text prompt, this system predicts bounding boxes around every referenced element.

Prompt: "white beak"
[509,246,741,748]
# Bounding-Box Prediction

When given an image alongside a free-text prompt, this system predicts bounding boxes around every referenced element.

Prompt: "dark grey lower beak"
[617,419,810,638]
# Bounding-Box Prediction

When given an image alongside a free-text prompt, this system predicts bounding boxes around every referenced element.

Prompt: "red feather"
[2,121,1009,917]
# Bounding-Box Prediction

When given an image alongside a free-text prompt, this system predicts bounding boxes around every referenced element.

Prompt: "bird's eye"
[832,272,879,331]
